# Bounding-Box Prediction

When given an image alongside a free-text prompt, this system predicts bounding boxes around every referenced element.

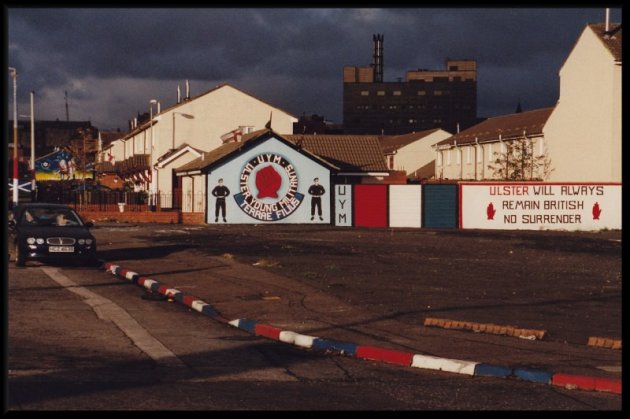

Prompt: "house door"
[172,170,182,210]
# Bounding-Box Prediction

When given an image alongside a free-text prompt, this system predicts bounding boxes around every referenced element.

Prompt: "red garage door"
[354,185,387,227]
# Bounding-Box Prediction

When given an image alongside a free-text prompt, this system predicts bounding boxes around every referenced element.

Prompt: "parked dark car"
[8,203,97,267]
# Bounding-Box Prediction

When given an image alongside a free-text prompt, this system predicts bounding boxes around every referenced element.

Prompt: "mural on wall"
[211,178,231,222]
[459,182,622,231]
[233,153,305,222]
[207,137,331,224]
[35,149,88,180]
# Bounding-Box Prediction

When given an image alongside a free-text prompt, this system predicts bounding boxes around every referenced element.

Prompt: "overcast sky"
[7,7,622,132]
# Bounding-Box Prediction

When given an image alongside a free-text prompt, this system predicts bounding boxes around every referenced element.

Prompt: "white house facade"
[379,128,452,181]
[544,22,622,183]
[433,21,621,183]
[96,83,297,208]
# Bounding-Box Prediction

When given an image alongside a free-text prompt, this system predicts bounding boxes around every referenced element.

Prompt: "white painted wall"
[204,136,331,224]
[460,182,621,231]
[389,185,422,228]
[544,26,621,182]
[181,174,206,213]
[392,129,451,179]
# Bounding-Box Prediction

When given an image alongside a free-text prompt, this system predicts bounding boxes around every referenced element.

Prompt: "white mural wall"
[206,137,331,224]
[460,182,621,231]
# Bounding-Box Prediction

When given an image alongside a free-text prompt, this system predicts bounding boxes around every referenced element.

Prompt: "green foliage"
[487,138,553,181]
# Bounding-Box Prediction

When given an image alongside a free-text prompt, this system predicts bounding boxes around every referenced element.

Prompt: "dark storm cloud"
[8,7,621,130]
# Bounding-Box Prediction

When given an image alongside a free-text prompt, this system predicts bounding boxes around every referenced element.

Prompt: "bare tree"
[487,138,553,181]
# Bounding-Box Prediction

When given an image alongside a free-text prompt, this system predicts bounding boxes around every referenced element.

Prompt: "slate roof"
[435,107,554,147]
[589,23,622,62]
[285,134,389,172]
[378,128,442,154]
[176,130,389,174]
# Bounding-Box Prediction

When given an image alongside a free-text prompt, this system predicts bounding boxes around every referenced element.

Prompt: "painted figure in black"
[212,178,230,222]
[308,177,325,221]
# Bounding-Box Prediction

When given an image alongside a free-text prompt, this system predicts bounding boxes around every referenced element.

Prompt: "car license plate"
[49,246,74,253]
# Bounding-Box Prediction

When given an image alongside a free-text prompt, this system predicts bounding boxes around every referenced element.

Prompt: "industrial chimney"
[186,79,190,100]
[373,34,384,83]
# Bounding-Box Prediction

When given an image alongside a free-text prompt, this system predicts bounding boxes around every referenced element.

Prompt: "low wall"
[78,210,206,225]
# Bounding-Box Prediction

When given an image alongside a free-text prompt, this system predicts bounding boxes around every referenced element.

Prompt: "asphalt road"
[5,223,622,410]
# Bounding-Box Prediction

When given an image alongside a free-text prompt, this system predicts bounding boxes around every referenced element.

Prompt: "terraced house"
[434,21,622,183]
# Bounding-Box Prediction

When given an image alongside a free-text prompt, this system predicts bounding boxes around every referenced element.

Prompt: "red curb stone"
[356,346,414,366]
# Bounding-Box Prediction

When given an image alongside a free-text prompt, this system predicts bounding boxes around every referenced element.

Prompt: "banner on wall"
[459,182,622,231]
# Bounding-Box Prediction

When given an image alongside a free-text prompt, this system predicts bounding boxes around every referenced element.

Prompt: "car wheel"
[15,244,26,267]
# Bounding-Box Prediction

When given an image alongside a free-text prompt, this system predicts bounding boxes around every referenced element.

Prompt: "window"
[360,90,369,96]
[477,145,482,162]
[488,143,493,160]
[393,90,402,96]
[377,91,385,96]
[417,90,426,96]
[456,148,461,164]
[538,138,545,156]
[437,152,443,166]
[447,149,451,165]
[466,146,471,164]
[434,90,443,96]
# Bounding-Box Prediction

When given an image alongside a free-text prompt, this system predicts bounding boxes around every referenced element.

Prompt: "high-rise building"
[343,34,478,135]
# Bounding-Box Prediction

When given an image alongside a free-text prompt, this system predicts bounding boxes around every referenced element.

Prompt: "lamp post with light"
[149,99,158,211]
[170,111,194,209]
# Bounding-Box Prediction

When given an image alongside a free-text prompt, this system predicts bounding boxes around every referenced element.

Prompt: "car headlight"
[36,238,45,244]
[27,237,36,244]
[85,239,93,245]
[78,239,85,245]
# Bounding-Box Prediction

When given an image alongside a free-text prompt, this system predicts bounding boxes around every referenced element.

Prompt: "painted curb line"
[99,260,621,395]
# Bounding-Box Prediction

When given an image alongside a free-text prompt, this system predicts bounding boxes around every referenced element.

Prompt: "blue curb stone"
[513,367,552,384]
[474,364,513,378]
[236,319,257,334]
[201,305,219,317]
[312,338,357,356]
[113,266,121,275]
[172,292,184,303]
[149,282,161,292]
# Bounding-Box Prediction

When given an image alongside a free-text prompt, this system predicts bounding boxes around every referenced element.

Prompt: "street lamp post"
[149,99,158,211]
[172,111,194,150]
[9,67,18,206]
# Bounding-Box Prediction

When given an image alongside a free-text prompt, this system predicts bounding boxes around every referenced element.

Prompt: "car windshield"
[20,208,82,227]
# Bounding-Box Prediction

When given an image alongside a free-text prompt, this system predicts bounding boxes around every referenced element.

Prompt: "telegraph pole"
[30,91,36,197]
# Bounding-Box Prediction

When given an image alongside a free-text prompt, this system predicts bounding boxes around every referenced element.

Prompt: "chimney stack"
[186,80,190,100]
[177,85,181,104]
[605,8,610,32]
[373,34,384,83]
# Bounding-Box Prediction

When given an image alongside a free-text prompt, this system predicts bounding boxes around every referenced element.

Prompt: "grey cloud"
[8,7,621,130]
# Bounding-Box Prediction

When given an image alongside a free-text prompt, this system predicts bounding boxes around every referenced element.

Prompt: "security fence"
[35,184,183,212]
